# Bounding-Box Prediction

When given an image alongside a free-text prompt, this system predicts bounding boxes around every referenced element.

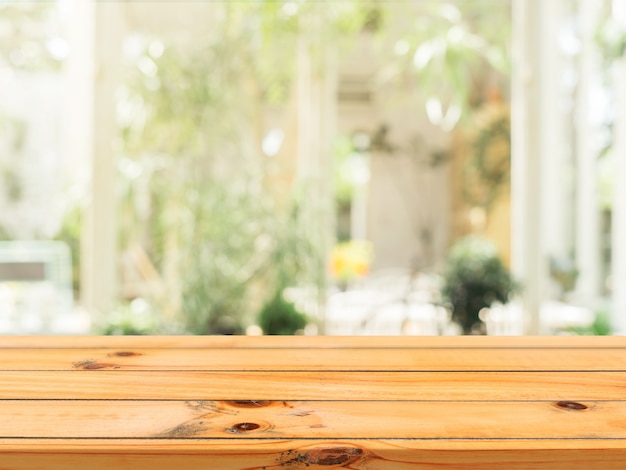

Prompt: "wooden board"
[2,440,626,470]
[0,370,625,400]
[0,399,622,439]
[2,347,626,371]
[0,336,625,469]
[1,335,625,348]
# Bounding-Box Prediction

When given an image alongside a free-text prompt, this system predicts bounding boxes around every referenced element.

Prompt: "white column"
[65,1,93,203]
[70,1,124,316]
[541,0,570,264]
[296,6,337,332]
[511,0,544,334]
[350,183,368,240]
[350,152,369,241]
[575,0,602,303]
[611,2,626,333]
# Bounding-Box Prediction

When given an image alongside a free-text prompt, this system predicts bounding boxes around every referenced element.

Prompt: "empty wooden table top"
[1,335,626,469]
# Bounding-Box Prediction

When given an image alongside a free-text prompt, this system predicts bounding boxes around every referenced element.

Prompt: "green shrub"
[442,236,517,334]
[257,292,308,335]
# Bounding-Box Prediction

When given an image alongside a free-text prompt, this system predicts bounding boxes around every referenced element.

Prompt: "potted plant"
[257,291,308,335]
[441,236,516,334]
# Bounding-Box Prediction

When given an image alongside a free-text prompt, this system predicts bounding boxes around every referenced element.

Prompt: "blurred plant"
[332,135,359,207]
[257,291,308,335]
[462,95,510,213]
[0,115,27,238]
[595,9,626,213]
[596,13,626,62]
[95,298,162,335]
[549,256,579,297]
[54,204,82,295]
[0,1,74,256]
[329,240,373,283]
[178,188,315,334]
[566,310,611,336]
[119,25,291,333]
[117,3,382,334]
[0,2,65,72]
[376,1,511,127]
[343,1,511,271]
[441,236,517,334]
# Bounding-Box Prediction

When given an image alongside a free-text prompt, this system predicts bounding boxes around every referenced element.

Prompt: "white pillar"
[575,0,602,303]
[296,6,337,332]
[65,1,93,203]
[69,1,124,316]
[350,184,367,240]
[541,0,570,264]
[350,153,369,241]
[611,2,626,333]
[511,0,544,334]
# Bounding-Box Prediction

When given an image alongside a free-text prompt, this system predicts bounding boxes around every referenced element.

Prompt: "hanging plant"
[463,98,511,212]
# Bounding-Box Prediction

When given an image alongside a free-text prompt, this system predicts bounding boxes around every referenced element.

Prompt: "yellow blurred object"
[329,240,373,282]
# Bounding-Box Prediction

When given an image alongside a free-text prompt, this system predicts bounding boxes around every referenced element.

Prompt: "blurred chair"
[0,241,83,334]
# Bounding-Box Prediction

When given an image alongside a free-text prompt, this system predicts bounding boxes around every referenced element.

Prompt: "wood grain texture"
[1,335,625,349]
[0,399,621,439]
[1,440,626,470]
[0,336,625,468]
[0,370,624,400]
[2,347,626,371]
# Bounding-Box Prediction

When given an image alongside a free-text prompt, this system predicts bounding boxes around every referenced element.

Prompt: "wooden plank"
[2,335,625,349]
[0,399,622,439]
[2,348,626,371]
[2,337,625,468]
[0,440,626,469]
[0,371,624,400]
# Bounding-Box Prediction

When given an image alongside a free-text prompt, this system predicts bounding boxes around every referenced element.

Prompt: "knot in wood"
[110,351,141,357]
[555,401,588,411]
[226,400,273,408]
[226,422,261,433]
[280,445,365,467]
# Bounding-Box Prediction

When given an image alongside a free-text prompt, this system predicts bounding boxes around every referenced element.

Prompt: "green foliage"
[116,1,513,334]
[257,292,308,335]
[119,27,283,333]
[122,43,257,162]
[95,299,161,336]
[441,236,516,334]
[54,205,82,295]
[382,1,511,120]
[597,14,626,62]
[463,101,511,211]
[332,136,359,205]
[566,310,612,336]
[0,2,64,72]
[0,116,28,210]
[117,1,379,334]
[178,187,313,334]
[594,8,625,211]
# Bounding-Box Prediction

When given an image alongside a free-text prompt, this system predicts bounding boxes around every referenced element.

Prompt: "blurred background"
[0,0,624,336]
